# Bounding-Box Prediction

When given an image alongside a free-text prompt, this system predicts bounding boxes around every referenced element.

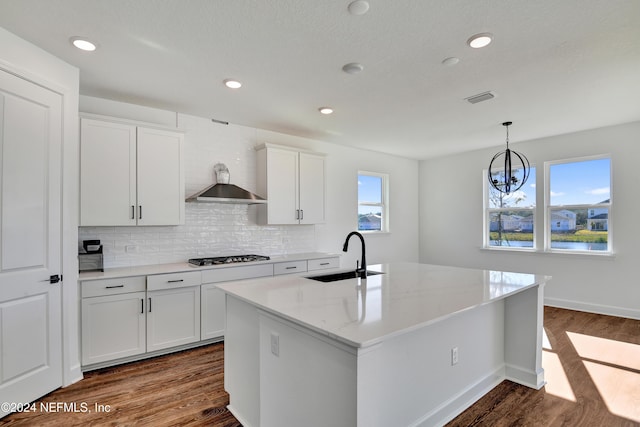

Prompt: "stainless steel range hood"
[186,183,266,204]
[186,163,266,204]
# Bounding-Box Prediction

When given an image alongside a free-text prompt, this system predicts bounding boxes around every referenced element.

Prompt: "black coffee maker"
[79,239,104,272]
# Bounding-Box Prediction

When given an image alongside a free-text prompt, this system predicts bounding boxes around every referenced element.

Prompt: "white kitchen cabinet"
[146,286,201,352]
[81,277,147,366]
[201,284,226,340]
[80,117,185,226]
[256,144,325,224]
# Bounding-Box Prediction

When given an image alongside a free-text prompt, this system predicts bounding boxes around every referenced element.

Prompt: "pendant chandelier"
[488,121,530,194]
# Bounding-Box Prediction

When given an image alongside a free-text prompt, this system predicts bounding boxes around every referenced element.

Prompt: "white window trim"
[483,154,613,256]
[544,154,613,255]
[483,167,537,251]
[358,171,389,233]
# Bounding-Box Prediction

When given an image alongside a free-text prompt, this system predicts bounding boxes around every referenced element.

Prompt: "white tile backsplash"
[79,203,316,268]
[79,113,316,268]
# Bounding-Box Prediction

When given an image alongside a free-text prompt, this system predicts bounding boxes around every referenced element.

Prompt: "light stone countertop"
[78,252,341,281]
[217,262,550,349]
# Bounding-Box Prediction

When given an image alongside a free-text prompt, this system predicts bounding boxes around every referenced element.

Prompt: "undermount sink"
[306,270,384,282]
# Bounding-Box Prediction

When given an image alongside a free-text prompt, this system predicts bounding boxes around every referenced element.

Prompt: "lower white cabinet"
[81,272,201,368]
[147,286,201,352]
[201,284,226,340]
[81,291,146,366]
[80,255,340,368]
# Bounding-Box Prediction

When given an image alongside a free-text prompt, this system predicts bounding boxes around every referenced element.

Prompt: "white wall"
[419,121,640,319]
[0,27,81,385]
[79,96,420,269]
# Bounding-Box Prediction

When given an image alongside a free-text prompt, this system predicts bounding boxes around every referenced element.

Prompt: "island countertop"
[217,262,550,348]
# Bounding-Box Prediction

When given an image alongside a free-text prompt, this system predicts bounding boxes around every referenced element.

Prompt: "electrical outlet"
[125,245,138,253]
[451,347,459,365]
[270,332,280,357]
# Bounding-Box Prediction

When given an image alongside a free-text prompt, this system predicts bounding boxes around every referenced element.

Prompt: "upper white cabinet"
[80,117,185,226]
[256,144,325,225]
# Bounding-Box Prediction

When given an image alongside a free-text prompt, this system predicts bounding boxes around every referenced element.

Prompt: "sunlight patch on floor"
[567,331,640,422]
[582,360,640,422]
[542,328,552,350]
[566,331,640,371]
[542,350,576,402]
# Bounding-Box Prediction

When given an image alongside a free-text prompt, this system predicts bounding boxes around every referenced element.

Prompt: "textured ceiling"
[1,0,639,159]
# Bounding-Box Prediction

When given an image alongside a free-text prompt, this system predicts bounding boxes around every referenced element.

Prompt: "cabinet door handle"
[141,298,144,314]
[138,205,142,220]
[105,284,124,289]
[320,262,330,266]
[167,279,184,283]
[295,209,299,220]
[131,205,135,220]
[148,297,152,312]
[285,266,297,270]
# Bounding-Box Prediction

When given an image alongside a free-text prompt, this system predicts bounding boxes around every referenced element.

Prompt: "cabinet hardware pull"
[106,285,124,289]
[138,205,142,220]
[295,209,299,220]
[141,298,144,314]
[131,205,135,220]
[167,279,184,283]
[320,262,329,266]
[300,209,303,220]
[148,297,152,312]
[285,266,297,270]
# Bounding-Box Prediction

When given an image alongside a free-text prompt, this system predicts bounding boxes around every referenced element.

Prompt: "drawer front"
[273,260,307,275]
[147,271,201,291]
[82,276,146,298]
[202,264,274,284]
[307,257,340,271]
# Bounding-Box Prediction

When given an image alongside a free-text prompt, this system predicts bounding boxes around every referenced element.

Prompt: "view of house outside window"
[484,156,612,254]
[547,157,611,252]
[486,167,537,248]
[358,172,388,232]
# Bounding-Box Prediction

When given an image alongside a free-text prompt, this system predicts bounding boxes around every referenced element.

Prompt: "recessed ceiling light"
[319,107,334,115]
[342,62,364,74]
[70,37,97,51]
[467,33,493,49]
[223,79,242,89]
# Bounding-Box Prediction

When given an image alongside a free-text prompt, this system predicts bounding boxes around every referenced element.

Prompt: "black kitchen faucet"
[342,231,367,279]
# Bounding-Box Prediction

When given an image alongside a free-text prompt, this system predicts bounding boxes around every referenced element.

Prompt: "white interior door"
[0,69,63,416]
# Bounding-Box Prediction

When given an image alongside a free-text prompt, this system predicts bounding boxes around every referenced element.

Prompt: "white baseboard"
[412,366,506,427]
[545,297,640,320]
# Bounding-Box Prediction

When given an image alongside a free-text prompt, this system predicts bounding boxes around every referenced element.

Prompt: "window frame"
[357,171,389,233]
[483,166,537,251]
[483,154,613,256]
[544,155,612,255]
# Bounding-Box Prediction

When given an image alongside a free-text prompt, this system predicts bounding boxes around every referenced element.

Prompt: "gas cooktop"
[188,254,270,267]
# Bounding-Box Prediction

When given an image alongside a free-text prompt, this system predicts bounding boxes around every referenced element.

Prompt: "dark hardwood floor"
[2,307,638,426]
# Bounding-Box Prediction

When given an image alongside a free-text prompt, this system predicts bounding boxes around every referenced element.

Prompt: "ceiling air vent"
[465,91,496,104]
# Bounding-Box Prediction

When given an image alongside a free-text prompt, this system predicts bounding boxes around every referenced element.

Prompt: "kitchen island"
[217,262,549,427]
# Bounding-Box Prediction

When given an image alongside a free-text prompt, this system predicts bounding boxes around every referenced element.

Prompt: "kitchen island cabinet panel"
[81,291,146,365]
[147,286,201,352]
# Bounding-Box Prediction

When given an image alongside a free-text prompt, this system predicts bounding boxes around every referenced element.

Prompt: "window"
[547,157,611,253]
[485,166,537,248]
[358,172,388,232]
[483,155,612,254]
